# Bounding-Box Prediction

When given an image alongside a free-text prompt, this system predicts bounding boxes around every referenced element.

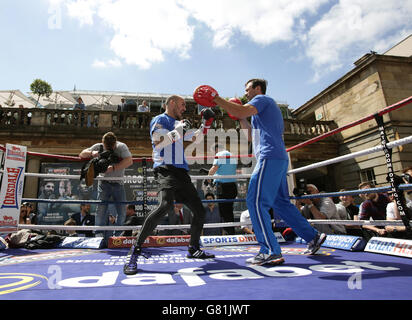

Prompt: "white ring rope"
[288,134,412,175]
[14,218,411,233]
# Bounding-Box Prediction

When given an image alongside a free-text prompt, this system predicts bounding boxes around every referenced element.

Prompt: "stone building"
[292,35,412,191]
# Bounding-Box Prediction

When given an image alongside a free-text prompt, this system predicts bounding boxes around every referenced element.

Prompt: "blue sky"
[1,0,411,109]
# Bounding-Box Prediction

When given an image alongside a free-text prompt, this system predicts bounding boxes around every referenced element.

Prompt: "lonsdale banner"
[0,144,27,233]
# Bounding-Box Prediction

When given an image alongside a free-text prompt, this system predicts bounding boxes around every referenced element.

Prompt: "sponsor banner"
[297,235,366,252]
[322,235,366,252]
[57,237,105,249]
[37,162,159,225]
[365,237,412,259]
[200,233,285,247]
[0,144,27,232]
[108,235,191,248]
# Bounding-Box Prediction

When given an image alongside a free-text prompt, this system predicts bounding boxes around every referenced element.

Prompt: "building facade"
[292,36,412,191]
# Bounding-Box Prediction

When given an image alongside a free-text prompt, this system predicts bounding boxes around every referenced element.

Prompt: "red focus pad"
[193,85,218,107]
[228,97,242,120]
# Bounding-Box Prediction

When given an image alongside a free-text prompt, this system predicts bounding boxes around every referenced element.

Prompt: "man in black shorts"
[123,95,215,275]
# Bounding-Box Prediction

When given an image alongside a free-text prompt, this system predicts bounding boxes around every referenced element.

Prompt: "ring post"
[374,113,410,229]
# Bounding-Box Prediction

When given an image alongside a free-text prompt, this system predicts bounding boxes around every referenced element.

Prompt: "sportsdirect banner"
[200,233,285,247]
[0,144,27,233]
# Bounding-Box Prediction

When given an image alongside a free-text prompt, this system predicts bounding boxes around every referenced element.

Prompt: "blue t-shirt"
[213,150,237,183]
[249,95,288,160]
[150,113,189,171]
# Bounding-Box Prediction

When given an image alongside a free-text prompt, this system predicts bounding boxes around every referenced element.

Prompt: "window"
[359,168,376,185]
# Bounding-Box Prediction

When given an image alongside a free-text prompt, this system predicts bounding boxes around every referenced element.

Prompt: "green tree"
[30,79,52,108]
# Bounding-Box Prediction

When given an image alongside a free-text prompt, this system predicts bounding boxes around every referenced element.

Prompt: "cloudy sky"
[1,0,411,108]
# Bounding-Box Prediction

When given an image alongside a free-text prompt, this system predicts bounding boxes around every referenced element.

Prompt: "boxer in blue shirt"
[124,95,215,275]
[207,79,326,265]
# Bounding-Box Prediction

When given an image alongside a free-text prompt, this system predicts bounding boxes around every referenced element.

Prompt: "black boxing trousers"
[136,165,205,248]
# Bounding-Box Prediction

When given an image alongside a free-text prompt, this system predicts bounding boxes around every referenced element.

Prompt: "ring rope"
[286,95,412,152]
[288,135,412,175]
[4,134,411,183]
[19,183,412,205]
[14,219,411,233]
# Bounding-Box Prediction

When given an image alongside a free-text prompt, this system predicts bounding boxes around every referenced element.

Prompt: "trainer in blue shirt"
[210,79,326,266]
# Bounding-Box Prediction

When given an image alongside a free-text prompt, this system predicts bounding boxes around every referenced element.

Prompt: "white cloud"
[53,0,412,81]
[58,0,328,69]
[61,0,193,69]
[305,0,412,81]
[65,0,102,26]
[92,58,122,68]
[178,0,329,47]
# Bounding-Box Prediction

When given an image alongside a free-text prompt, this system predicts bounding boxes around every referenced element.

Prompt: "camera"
[403,173,412,184]
[293,178,308,197]
[94,149,121,175]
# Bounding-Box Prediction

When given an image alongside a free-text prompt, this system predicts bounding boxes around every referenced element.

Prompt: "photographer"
[79,132,133,247]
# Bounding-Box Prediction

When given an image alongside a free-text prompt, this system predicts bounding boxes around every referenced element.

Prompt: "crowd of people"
[292,166,412,240]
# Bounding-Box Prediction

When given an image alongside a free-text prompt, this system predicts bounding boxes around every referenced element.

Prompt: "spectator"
[79,131,133,246]
[117,98,126,127]
[73,97,86,126]
[403,166,412,207]
[138,100,150,112]
[297,184,345,235]
[25,202,38,225]
[203,193,222,236]
[384,167,412,237]
[108,213,116,225]
[121,204,140,237]
[137,100,149,128]
[240,208,277,235]
[336,190,362,236]
[20,202,36,224]
[167,203,193,235]
[73,96,85,111]
[336,191,359,220]
[64,218,78,236]
[208,144,238,235]
[240,210,254,234]
[358,182,390,238]
[70,203,95,237]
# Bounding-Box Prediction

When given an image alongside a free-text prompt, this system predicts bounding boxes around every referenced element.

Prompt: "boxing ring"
[1,96,412,302]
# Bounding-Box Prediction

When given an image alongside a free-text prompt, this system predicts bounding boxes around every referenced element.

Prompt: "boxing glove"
[166,119,192,143]
[193,85,219,107]
[200,108,215,134]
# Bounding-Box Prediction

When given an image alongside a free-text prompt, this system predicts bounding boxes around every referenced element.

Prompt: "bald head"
[165,95,186,120]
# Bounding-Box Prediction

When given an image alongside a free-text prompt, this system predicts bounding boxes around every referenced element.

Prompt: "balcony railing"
[0,107,337,139]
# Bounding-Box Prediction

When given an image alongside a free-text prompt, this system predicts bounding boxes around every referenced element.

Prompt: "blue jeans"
[95,181,127,244]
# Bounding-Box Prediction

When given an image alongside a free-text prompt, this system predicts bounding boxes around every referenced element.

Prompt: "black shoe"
[123,245,143,275]
[187,247,215,259]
